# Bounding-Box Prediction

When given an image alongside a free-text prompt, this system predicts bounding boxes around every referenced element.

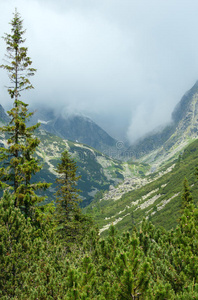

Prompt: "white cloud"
[0,0,198,141]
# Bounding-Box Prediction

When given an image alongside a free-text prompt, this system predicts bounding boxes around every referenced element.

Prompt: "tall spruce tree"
[55,150,83,241]
[0,9,49,217]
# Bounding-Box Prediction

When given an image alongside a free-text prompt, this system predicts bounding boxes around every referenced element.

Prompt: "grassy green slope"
[86,139,198,235]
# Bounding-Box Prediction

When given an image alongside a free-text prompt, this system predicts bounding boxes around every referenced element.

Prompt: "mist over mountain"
[2,1,198,146]
[124,80,198,164]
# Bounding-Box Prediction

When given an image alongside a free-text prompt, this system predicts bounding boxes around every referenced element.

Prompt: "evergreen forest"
[0,10,197,299]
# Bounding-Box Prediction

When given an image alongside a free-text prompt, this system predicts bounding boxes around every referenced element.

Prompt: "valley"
[1,81,198,232]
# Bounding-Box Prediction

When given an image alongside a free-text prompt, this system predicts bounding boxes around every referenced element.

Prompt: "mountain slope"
[87,139,198,234]
[29,106,119,155]
[125,81,198,166]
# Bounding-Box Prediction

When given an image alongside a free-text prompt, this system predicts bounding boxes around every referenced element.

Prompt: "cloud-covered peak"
[0,0,198,142]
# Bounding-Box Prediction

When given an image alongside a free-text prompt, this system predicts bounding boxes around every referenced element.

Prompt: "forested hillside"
[0,10,197,299]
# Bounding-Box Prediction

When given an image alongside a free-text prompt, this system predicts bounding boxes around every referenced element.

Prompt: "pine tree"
[181,177,193,211]
[0,9,49,217]
[55,150,89,243]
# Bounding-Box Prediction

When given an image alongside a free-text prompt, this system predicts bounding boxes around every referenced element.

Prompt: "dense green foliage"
[0,189,197,299]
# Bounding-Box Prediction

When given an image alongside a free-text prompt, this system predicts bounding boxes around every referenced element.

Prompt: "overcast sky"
[0,0,198,143]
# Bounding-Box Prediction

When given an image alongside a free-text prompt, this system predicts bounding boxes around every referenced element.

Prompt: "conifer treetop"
[0,9,50,218]
[0,8,36,100]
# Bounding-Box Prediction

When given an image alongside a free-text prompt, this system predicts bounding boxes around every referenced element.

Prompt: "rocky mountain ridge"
[29,106,121,156]
[125,81,198,167]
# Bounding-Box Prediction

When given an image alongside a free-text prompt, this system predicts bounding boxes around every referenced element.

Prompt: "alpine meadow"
[0,10,198,299]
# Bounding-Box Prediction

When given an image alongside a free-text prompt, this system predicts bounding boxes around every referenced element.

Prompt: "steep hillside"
[87,139,198,234]
[125,81,198,167]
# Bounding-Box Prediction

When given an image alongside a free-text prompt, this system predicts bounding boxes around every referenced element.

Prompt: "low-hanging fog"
[0,0,198,143]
